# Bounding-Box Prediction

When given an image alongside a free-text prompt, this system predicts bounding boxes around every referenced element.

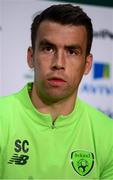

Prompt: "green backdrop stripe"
[48,0,113,8]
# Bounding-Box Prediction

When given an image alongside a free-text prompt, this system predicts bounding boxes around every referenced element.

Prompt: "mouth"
[47,77,66,86]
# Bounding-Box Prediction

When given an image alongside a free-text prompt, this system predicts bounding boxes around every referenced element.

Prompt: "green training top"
[0,82,113,179]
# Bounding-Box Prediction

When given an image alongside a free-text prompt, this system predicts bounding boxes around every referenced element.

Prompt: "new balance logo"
[8,154,29,165]
[8,139,30,165]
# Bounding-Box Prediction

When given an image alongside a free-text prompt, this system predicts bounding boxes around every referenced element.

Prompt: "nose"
[51,50,65,71]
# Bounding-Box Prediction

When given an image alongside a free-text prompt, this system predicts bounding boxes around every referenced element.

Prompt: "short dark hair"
[31,4,93,55]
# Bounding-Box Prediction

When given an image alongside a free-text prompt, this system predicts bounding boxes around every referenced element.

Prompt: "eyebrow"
[39,39,83,53]
[64,44,83,53]
[39,39,55,47]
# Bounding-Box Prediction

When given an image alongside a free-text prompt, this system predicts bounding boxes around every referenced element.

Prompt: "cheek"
[68,64,85,83]
[35,54,51,69]
[34,60,49,79]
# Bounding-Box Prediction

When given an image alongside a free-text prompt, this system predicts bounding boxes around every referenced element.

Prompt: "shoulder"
[78,98,113,128]
[78,99,113,160]
[0,86,28,136]
[0,93,19,111]
[0,94,15,109]
[0,84,28,111]
[0,93,21,129]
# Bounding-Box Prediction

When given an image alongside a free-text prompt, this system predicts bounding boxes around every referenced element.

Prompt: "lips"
[47,77,66,86]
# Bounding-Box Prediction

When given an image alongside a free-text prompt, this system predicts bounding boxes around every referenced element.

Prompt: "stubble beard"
[35,80,77,105]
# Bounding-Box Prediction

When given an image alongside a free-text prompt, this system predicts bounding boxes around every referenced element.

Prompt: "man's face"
[27,21,92,103]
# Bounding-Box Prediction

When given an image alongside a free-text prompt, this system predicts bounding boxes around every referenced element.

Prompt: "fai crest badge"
[71,150,94,176]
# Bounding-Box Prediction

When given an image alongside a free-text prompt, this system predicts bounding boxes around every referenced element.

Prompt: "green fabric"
[0,83,113,179]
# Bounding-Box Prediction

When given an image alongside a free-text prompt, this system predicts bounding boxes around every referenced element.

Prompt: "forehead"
[37,21,87,47]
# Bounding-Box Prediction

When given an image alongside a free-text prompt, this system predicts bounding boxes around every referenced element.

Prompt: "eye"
[42,45,55,54]
[68,49,75,55]
[68,48,80,56]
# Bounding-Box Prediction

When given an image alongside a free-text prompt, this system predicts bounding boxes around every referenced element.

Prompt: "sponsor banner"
[0,0,113,117]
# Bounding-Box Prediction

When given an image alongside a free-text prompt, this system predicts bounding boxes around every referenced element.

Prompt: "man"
[0,4,113,179]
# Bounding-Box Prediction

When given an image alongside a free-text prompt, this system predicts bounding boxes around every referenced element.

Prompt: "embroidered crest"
[71,150,94,176]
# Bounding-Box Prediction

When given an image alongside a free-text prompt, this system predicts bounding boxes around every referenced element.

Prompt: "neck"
[30,84,77,122]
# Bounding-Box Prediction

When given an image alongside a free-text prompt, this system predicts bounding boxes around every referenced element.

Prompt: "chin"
[45,91,70,103]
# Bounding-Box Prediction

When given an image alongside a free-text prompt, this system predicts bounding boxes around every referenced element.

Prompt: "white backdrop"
[0,0,113,118]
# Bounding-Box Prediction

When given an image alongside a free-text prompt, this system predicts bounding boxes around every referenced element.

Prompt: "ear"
[27,47,34,68]
[84,54,93,75]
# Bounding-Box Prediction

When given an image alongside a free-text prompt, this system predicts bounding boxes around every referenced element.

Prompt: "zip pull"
[51,121,55,129]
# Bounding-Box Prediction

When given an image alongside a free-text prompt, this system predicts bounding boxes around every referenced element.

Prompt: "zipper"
[51,121,55,129]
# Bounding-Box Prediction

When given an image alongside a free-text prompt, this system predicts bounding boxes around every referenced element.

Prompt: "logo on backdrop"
[93,62,110,79]
[94,30,113,39]
[80,60,113,118]
[81,61,112,95]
